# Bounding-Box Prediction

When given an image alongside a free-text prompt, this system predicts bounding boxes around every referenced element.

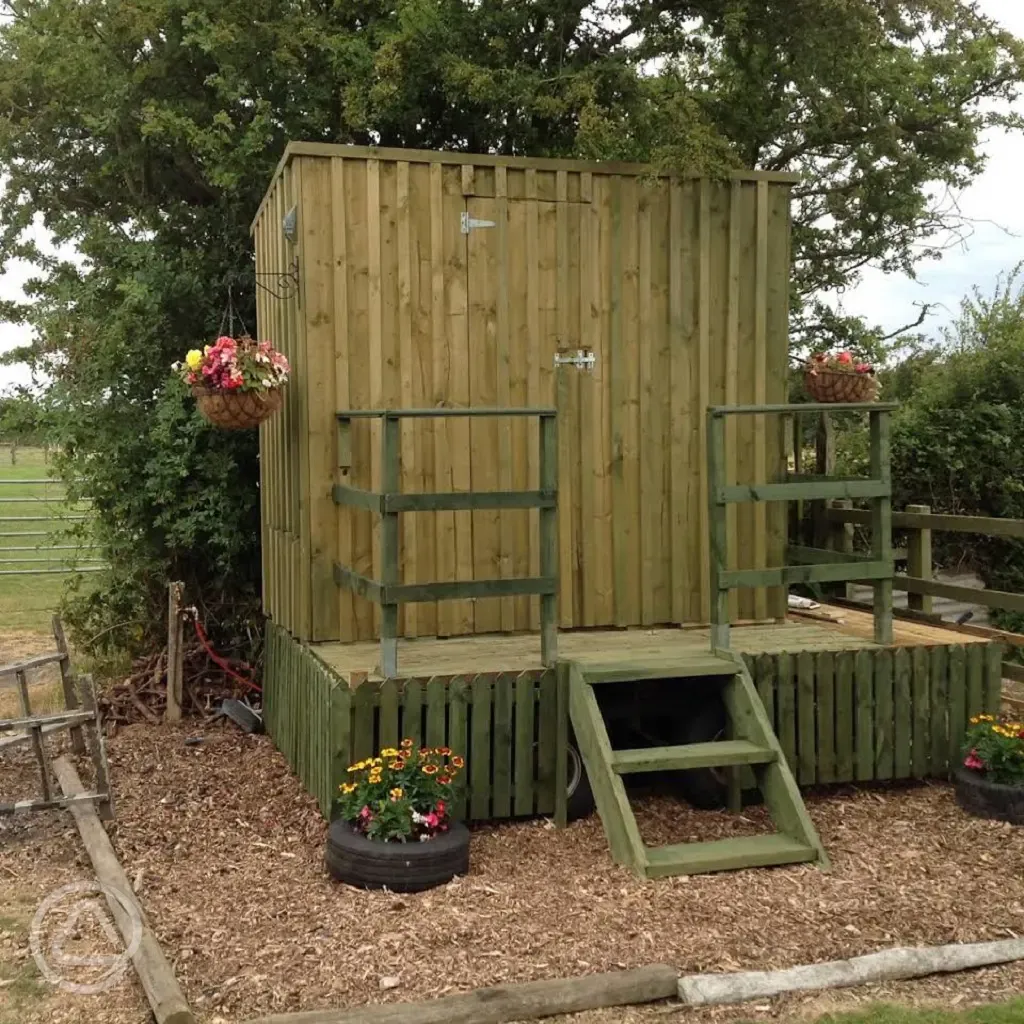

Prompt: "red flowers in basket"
[173,335,290,394]
[807,351,875,376]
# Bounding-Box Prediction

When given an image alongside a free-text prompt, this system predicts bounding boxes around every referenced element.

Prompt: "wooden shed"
[252,142,796,645]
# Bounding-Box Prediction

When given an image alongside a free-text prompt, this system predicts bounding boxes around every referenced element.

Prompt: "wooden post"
[166,582,184,722]
[828,499,856,600]
[16,668,52,803]
[379,414,401,678]
[792,412,805,542]
[707,411,729,652]
[869,410,893,645]
[79,672,114,819]
[539,413,559,667]
[553,662,569,826]
[812,412,835,549]
[52,614,85,755]
[906,503,933,614]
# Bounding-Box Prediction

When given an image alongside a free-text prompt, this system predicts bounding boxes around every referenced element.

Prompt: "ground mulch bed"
[5,720,1024,1024]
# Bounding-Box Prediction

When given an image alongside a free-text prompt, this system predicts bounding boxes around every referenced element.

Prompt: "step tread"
[611,739,776,774]
[644,833,817,877]
[580,656,740,684]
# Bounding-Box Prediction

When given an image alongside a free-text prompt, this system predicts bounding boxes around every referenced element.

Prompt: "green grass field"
[797,1000,1024,1024]
[0,446,102,633]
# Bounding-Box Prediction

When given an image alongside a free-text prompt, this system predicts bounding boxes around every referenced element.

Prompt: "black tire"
[565,741,596,821]
[954,767,1024,825]
[673,698,729,810]
[325,820,470,892]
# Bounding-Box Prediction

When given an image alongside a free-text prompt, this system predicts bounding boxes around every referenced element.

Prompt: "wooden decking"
[313,605,989,683]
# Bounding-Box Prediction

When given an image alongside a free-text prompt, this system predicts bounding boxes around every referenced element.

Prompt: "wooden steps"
[644,834,818,878]
[566,652,829,879]
[611,740,776,774]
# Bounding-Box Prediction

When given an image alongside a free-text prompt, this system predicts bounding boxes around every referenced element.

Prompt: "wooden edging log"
[245,965,679,1024]
[677,940,1024,1007]
[52,757,195,1024]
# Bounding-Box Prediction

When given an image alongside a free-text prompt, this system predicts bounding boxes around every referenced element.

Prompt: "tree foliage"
[0,0,1021,651]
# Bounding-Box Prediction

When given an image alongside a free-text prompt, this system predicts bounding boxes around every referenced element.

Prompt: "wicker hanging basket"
[191,385,284,429]
[804,369,879,403]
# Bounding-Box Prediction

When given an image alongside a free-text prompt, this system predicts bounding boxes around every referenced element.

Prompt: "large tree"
[0,0,1020,650]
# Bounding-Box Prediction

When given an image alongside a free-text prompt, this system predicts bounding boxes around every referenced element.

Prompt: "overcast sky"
[1,0,1023,388]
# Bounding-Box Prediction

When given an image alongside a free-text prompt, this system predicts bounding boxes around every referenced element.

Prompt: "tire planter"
[565,741,595,821]
[191,384,284,429]
[954,767,1024,825]
[325,820,470,892]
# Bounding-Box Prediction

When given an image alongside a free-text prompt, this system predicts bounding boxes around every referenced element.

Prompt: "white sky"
[1,0,1022,387]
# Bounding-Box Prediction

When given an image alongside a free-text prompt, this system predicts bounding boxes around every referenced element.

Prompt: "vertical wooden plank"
[756,654,776,735]
[352,682,375,761]
[752,181,769,620]
[555,170,576,627]
[402,677,423,748]
[947,644,967,775]
[470,674,492,820]
[984,643,1003,715]
[525,169,541,631]
[966,642,984,718]
[609,177,628,625]
[365,159,384,640]
[929,645,949,777]
[16,669,51,803]
[514,672,535,816]
[911,647,931,779]
[379,414,400,678]
[724,182,741,621]
[835,651,854,782]
[870,409,894,644]
[539,415,559,666]
[447,677,469,819]
[776,653,796,768]
[492,672,514,818]
[536,669,558,816]
[855,649,875,782]
[797,651,816,786]
[638,182,656,626]
[425,677,447,748]
[708,413,729,651]
[893,648,913,779]
[668,178,688,624]
[906,504,933,614]
[874,649,895,780]
[697,180,712,624]
[816,651,836,784]
[330,681,352,807]
[553,664,569,827]
[378,678,399,750]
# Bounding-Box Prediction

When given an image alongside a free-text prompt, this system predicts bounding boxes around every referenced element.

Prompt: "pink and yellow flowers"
[173,335,290,393]
[962,714,1024,786]
[806,350,875,376]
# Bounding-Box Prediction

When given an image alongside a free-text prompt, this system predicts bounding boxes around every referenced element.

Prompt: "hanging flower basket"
[804,351,879,403]
[173,335,290,430]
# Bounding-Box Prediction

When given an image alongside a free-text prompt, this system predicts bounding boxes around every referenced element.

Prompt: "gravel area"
[4,719,1024,1024]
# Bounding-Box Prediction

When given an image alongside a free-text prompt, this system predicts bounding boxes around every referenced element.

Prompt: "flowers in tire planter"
[173,335,290,393]
[336,740,465,842]
[962,714,1024,785]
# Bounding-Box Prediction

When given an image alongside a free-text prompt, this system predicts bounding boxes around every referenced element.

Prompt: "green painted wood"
[447,677,470,820]
[332,564,384,604]
[470,675,492,820]
[514,672,535,816]
[755,655,776,736]
[553,664,568,827]
[378,678,400,750]
[583,657,738,684]
[491,673,515,818]
[893,648,912,779]
[425,677,447,748]
[869,408,893,645]
[873,649,894,780]
[835,652,854,781]
[384,490,555,512]
[539,415,559,664]
[720,560,891,590]
[827,508,1024,539]
[816,651,836,784]
[402,677,423,748]
[710,402,898,416]
[929,646,949,776]
[386,576,557,604]
[947,645,967,775]
[379,414,401,678]
[611,740,776,774]
[776,653,796,768]
[352,683,375,761]
[330,484,384,512]
[644,834,816,878]
[895,577,1024,615]
[337,407,557,419]
[787,545,879,565]
[707,411,729,652]
[537,670,558,817]
[985,643,1004,715]
[567,663,645,871]
[966,643,984,719]
[854,649,874,782]
[911,647,930,779]
[719,480,889,504]
[797,651,816,786]
[330,681,352,808]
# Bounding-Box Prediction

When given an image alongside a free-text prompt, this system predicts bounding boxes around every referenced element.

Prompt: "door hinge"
[461,212,496,234]
[554,349,596,372]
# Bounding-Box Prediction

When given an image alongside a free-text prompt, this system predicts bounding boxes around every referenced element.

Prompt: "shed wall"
[254,145,794,643]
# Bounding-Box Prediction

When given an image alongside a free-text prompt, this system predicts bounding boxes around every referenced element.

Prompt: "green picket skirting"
[263,621,1003,821]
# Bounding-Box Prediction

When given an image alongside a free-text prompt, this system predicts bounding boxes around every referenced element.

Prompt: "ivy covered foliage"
[0,0,1022,653]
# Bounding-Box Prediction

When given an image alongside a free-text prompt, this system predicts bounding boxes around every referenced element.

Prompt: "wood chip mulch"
[6,721,1024,1024]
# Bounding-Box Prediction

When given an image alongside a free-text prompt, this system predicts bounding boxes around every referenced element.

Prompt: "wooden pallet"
[566,652,828,877]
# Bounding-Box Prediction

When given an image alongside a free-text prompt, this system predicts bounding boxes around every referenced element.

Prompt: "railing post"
[539,413,559,667]
[829,499,855,600]
[379,414,401,678]
[906,503,933,614]
[869,409,893,645]
[708,410,729,651]
[812,411,835,549]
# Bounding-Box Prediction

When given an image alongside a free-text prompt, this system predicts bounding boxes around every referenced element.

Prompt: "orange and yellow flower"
[422,764,439,775]
[451,755,465,769]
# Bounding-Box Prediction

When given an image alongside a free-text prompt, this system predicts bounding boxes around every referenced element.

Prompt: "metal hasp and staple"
[554,349,596,372]
[706,401,897,653]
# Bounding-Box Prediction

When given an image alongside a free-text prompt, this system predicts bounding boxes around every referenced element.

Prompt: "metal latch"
[461,212,496,234]
[554,349,596,371]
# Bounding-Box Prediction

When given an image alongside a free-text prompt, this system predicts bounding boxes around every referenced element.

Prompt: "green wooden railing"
[332,408,558,678]
[708,402,897,652]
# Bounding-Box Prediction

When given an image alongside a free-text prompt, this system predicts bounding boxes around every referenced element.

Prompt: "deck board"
[311,604,988,682]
